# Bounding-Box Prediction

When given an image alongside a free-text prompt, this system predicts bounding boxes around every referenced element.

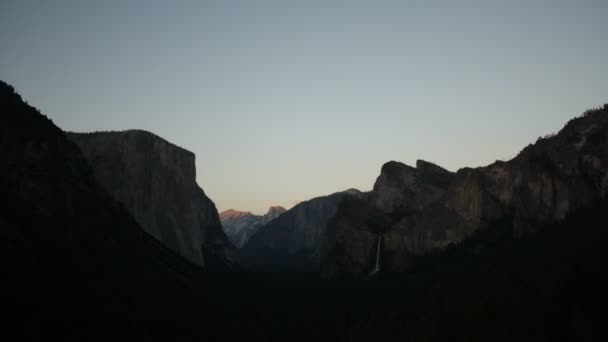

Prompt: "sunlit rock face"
[68,130,236,269]
[323,106,608,277]
[241,189,364,270]
[220,206,286,248]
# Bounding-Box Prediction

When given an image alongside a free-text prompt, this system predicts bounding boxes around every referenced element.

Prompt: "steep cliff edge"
[220,206,286,248]
[241,189,363,270]
[323,105,608,277]
[0,81,210,339]
[68,130,236,269]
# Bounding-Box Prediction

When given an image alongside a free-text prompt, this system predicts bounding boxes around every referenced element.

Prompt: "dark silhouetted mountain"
[67,130,236,269]
[323,105,608,277]
[241,189,363,270]
[0,81,212,340]
[220,206,286,248]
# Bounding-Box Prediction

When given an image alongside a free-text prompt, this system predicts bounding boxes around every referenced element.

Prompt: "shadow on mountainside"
[207,198,608,341]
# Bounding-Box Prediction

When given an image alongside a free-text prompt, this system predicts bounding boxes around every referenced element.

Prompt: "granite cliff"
[323,105,608,277]
[68,130,236,269]
[0,81,211,339]
[241,189,362,270]
[220,206,286,248]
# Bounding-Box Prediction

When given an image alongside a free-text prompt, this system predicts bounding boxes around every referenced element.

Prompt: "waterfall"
[368,235,382,277]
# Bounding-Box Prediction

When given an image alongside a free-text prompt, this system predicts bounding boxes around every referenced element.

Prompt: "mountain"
[3,77,606,341]
[241,189,363,270]
[391,197,608,341]
[265,206,288,222]
[220,206,286,248]
[0,81,211,339]
[322,104,608,277]
[212,198,608,342]
[67,130,236,269]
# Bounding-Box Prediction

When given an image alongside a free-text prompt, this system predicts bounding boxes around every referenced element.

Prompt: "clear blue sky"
[1,1,607,214]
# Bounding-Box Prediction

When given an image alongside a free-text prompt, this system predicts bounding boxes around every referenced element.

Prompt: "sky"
[1,0,607,214]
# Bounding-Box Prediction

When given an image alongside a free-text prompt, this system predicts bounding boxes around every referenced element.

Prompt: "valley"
[2,80,607,341]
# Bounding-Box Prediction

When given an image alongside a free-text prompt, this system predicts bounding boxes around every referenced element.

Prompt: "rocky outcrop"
[323,105,608,277]
[241,189,363,270]
[220,206,286,248]
[370,160,454,214]
[264,206,288,223]
[68,130,235,269]
[0,81,210,339]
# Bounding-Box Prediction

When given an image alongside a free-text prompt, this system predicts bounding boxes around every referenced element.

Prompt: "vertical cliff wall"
[0,81,210,339]
[68,130,235,268]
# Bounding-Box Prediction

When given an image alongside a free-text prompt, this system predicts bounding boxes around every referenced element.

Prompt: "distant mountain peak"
[220,206,287,248]
[241,189,365,270]
[266,206,286,216]
[219,209,254,220]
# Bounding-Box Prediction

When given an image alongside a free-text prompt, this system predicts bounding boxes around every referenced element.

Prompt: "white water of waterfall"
[368,235,382,277]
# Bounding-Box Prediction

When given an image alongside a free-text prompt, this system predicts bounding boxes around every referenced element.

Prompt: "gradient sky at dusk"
[1,0,607,213]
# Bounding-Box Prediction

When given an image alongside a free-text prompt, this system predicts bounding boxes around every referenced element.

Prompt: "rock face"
[264,206,288,223]
[0,81,210,339]
[241,189,363,270]
[323,106,608,277]
[68,130,235,269]
[220,206,286,248]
